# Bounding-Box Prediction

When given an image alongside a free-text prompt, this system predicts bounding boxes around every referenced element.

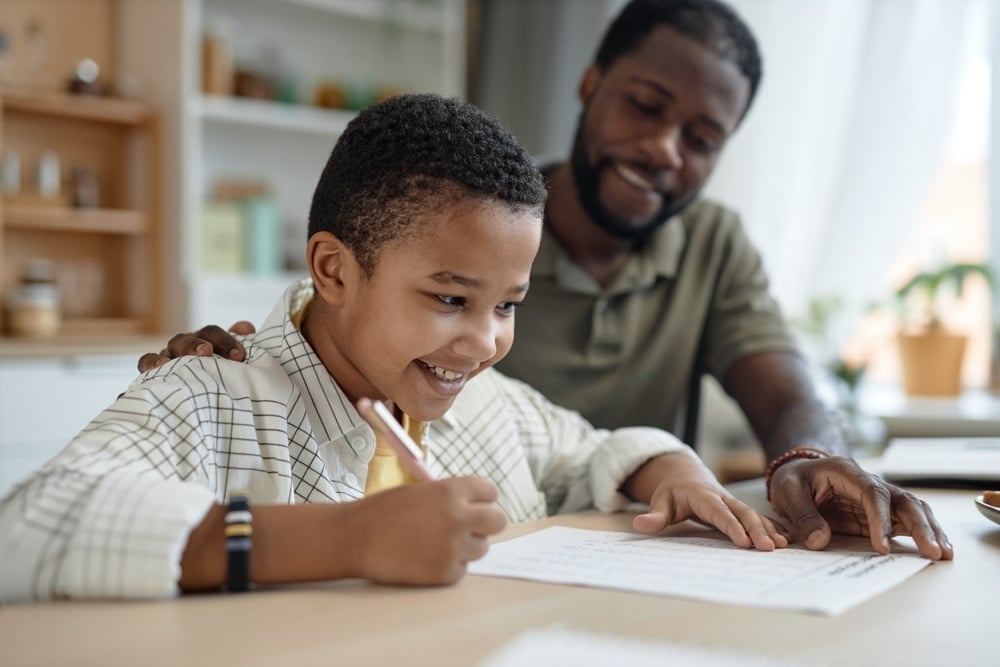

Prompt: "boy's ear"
[307,231,355,306]
[579,65,602,103]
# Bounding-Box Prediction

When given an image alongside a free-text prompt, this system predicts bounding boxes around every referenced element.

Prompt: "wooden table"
[0,482,994,666]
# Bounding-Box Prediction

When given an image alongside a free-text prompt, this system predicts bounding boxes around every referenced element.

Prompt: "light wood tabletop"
[0,482,994,666]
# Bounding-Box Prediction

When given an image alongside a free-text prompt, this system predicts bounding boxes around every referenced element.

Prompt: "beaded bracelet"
[764,447,831,501]
[224,491,252,593]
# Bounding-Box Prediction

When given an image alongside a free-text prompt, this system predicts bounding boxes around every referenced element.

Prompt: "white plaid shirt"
[0,280,695,602]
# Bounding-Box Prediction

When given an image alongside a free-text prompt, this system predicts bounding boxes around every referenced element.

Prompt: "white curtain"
[474,0,980,321]
[707,0,979,318]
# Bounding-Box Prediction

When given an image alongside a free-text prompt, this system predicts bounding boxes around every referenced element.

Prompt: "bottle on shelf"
[5,258,60,339]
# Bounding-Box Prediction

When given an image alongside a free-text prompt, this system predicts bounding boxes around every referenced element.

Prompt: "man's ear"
[307,231,355,306]
[579,65,602,103]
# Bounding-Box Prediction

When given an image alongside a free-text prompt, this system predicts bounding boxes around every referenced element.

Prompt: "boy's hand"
[137,322,254,372]
[348,476,508,585]
[628,453,788,551]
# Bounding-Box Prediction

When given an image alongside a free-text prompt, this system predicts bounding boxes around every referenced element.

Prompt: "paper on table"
[468,526,931,616]
[478,627,792,667]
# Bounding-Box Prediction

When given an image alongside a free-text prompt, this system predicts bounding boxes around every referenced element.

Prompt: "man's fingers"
[228,320,257,336]
[166,333,213,358]
[192,324,247,361]
[137,353,167,373]
[857,482,893,554]
[771,477,833,550]
[888,492,952,560]
[163,326,247,362]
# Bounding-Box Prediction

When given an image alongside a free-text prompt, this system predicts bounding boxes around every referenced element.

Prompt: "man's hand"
[628,453,789,551]
[767,456,954,561]
[137,322,255,372]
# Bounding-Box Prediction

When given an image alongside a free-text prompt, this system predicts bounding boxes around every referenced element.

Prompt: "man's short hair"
[308,93,547,275]
[594,0,762,114]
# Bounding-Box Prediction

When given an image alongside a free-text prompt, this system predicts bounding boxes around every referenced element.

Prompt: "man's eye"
[630,97,660,115]
[685,129,720,154]
[437,295,465,308]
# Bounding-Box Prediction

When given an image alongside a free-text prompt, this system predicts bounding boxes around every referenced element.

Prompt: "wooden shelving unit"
[4,205,148,235]
[0,87,160,345]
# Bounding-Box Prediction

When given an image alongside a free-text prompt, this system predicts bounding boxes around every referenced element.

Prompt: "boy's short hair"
[594,0,762,115]
[308,93,547,276]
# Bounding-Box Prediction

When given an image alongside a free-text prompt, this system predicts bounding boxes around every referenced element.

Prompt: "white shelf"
[284,0,450,33]
[858,383,1000,438]
[195,95,355,136]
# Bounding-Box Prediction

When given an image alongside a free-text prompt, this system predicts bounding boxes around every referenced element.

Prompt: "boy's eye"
[437,295,465,308]
[495,301,522,316]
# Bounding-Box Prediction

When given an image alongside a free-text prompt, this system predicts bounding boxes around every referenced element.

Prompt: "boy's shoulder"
[129,336,291,399]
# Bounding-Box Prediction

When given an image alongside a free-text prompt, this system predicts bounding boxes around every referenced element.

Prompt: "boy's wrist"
[251,503,361,584]
[623,451,705,504]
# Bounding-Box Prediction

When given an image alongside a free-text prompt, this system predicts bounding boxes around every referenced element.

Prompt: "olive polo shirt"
[494,198,800,436]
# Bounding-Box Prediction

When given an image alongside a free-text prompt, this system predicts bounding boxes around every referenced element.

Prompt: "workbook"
[469,526,930,616]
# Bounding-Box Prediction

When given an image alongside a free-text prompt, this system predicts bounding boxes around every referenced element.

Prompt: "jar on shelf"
[6,259,60,338]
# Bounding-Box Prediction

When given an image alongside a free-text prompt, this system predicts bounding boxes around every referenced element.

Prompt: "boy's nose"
[451,317,499,363]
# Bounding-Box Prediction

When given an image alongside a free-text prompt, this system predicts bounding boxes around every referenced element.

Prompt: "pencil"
[356,397,436,482]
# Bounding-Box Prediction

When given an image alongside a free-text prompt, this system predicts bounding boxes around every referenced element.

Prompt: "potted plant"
[894,262,992,396]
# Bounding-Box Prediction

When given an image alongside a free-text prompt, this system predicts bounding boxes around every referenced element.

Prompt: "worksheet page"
[469,527,931,615]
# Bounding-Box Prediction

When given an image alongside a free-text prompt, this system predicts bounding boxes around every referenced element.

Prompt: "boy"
[0,94,784,603]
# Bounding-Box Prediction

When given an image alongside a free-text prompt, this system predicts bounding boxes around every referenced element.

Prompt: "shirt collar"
[533,213,687,289]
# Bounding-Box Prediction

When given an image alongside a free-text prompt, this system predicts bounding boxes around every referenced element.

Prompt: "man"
[144,0,951,559]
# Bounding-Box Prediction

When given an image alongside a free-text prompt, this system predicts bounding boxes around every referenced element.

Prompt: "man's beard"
[569,119,686,242]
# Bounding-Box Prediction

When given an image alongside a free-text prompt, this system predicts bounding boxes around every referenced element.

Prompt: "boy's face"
[317,200,541,422]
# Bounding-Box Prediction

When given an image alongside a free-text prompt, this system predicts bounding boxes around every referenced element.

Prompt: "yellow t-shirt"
[364,412,427,494]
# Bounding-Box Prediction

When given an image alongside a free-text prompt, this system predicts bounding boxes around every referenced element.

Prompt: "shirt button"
[350,436,372,456]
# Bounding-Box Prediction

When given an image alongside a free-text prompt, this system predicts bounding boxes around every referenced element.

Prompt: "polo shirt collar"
[533,214,687,288]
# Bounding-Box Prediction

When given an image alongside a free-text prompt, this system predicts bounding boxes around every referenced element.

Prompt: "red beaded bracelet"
[764,447,831,501]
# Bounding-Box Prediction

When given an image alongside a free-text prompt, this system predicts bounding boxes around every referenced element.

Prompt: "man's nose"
[644,123,683,170]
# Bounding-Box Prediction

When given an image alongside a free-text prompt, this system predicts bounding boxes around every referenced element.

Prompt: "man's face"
[571,25,751,240]
[328,201,541,422]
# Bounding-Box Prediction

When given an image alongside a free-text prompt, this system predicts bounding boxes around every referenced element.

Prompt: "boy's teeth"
[426,364,462,381]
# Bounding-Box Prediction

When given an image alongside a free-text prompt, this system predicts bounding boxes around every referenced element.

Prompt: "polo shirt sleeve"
[490,371,702,515]
[700,207,802,379]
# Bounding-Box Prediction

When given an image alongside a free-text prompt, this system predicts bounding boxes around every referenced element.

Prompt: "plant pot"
[897,331,967,397]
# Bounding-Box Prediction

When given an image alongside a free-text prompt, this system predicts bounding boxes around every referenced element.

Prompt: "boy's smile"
[305,199,542,422]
